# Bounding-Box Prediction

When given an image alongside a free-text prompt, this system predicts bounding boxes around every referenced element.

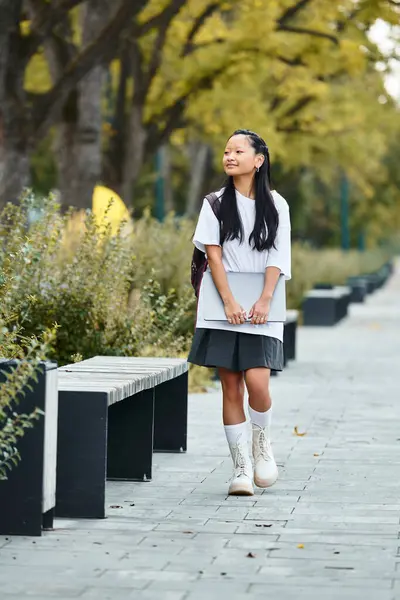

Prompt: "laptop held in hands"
[202,271,286,323]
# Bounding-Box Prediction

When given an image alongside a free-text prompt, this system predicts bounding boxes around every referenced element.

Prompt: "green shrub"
[0,193,392,397]
[0,195,196,367]
[0,223,56,479]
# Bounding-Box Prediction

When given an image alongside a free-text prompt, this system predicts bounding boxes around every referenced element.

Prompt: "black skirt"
[188,328,284,372]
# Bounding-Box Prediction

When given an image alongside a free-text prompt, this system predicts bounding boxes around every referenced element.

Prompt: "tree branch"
[336,7,362,33]
[280,95,315,119]
[133,0,192,106]
[181,3,220,57]
[278,0,313,26]
[142,1,188,98]
[276,54,306,67]
[31,0,148,141]
[277,24,339,45]
[24,0,85,59]
[146,60,238,153]
[138,0,188,36]
[181,38,225,57]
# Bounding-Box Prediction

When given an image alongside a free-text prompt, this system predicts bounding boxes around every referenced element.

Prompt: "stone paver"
[1,261,400,600]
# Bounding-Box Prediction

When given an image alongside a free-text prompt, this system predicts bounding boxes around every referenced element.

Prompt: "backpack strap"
[205,192,220,220]
[205,192,222,245]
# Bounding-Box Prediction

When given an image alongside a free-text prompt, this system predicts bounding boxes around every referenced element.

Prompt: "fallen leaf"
[297,544,304,549]
[294,426,307,437]
[314,453,320,457]
[183,531,194,534]
[220,572,227,576]
[247,552,256,558]
[334,551,340,555]
[110,505,122,509]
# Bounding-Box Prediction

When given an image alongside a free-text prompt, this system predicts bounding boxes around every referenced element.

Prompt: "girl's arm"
[206,245,245,325]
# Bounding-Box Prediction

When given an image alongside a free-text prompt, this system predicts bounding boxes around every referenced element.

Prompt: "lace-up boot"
[252,424,278,488]
[228,433,254,496]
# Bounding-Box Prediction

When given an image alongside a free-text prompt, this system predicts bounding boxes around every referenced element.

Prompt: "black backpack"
[190,192,220,297]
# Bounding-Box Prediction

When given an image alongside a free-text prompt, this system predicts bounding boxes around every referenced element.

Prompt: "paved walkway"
[1,262,400,600]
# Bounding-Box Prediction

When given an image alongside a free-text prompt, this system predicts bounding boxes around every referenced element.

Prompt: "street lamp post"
[155,148,165,222]
[340,172,350,251]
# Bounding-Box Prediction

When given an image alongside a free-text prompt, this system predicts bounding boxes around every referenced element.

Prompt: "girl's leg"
[219,368,253,496]
[244,367,278,488]
[220,367,245,425]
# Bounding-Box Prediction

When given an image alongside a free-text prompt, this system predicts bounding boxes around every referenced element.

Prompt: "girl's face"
[223,134,264,177]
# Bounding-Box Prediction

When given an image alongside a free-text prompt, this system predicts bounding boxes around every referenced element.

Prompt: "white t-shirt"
[193,188,291,342]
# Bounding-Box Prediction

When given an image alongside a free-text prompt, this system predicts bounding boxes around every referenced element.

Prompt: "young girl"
[188,129,291,496]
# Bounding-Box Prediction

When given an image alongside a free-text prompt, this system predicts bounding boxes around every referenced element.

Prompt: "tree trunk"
[0,0,30,208]
[0,107,30,207]
[121,102,147,205]
[102,46,130,194]
[55,0,108,210]
[186,142,210,217]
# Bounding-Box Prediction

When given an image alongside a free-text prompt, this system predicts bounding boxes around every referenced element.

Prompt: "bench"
[283,309,299,366]
[303,286,351,326]
[55,356,188,519]
[347,276,368,303]
[0,361,58,536]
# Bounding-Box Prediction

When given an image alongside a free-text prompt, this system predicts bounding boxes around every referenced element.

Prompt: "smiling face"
[223,134,264,177]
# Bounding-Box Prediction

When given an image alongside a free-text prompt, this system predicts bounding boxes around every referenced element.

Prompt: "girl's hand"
[224,299,246,325]
[249,297,270,325]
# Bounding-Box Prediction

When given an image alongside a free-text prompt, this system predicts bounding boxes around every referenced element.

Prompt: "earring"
[256,167,260,173]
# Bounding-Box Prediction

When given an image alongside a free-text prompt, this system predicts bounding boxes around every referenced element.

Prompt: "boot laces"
[232,439,248,477]
[258,428,272,461]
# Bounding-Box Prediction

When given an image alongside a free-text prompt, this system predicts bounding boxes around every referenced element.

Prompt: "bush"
[0,194,196,371]
[0,226,56,479]
[0,193,392,396]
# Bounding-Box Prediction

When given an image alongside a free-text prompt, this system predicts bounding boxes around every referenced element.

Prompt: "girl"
[188,129,291,496]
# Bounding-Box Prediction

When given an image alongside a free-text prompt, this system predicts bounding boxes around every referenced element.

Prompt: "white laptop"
[202,271,286,322]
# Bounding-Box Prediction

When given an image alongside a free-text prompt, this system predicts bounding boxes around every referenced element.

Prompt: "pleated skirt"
[188,328,284,372]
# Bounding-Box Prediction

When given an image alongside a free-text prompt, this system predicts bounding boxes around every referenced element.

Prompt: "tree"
[0,0,149,208]
[101,0,400,206]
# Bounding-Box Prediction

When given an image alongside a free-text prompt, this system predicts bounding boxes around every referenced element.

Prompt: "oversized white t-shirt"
[193,188,291,342]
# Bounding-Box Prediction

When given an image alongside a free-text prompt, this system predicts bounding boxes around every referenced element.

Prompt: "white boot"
[228,433,254,496]
[252,424,278,488]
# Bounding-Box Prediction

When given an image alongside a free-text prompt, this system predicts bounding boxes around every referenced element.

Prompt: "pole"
[155,148,165,222]
[358,231,366,251]
[340,172,350,251]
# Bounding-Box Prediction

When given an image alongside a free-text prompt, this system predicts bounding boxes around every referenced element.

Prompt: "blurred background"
[1,0,399,389]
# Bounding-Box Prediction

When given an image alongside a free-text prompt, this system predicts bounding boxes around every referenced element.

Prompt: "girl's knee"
[220,370,244,404]
[246,373,271,402]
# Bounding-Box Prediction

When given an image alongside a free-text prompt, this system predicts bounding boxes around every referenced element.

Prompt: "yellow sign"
[92,185,132,235]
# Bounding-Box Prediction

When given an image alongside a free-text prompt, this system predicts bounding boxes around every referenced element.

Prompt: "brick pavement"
[1,261,399,600]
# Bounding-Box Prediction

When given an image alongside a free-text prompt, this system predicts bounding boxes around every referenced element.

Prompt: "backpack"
[190,192,220,298]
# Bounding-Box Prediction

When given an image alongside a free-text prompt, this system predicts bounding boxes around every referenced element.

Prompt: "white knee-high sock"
[249,406,272,434]
[224,420,248,447]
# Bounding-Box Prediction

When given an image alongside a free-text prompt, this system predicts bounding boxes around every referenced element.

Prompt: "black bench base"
[56,371,188,519]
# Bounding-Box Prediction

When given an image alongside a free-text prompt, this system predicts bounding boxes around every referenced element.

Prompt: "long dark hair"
[219,129,279,251]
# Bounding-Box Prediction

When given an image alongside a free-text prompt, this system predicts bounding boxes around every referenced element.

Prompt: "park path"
[1,261,400,600]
